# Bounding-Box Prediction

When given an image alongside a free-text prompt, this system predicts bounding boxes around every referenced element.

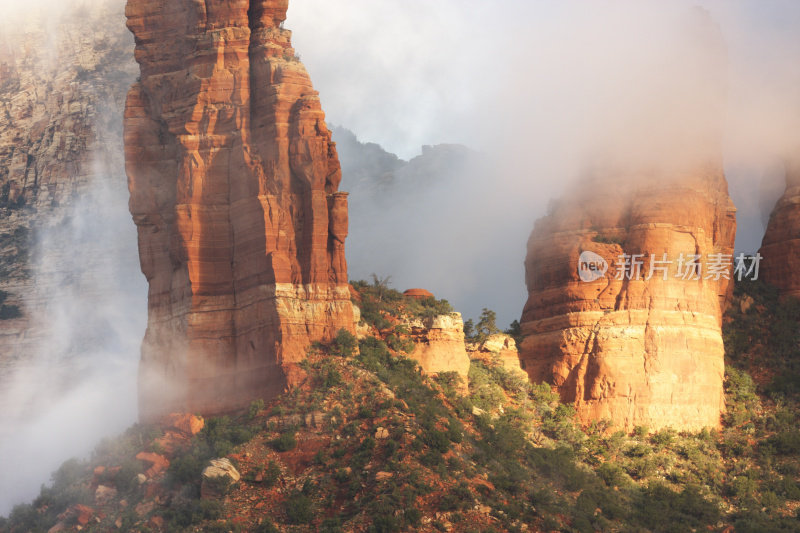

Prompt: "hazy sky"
[288,0,800,322]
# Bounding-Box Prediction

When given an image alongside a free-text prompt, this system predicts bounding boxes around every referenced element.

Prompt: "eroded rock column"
[125,0,355,421]
[519,168,736,431]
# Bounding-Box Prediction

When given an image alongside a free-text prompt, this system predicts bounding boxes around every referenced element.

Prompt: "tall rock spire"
[124,0,355,421]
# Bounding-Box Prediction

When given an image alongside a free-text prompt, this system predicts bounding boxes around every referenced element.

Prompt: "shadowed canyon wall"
[124,0,355,421]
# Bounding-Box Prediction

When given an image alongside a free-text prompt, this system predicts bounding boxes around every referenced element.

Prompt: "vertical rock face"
[125,0,355,420]
[759,163,800,298]
[519,167,736,431]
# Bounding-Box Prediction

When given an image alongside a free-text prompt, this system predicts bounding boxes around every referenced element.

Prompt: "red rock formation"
[403,288,435,300]
[759,162,800,298]
[519,8,736,432]
[125,0,355,421]
[520,166,736,431]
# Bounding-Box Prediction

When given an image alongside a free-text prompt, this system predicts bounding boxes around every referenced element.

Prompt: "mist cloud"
[0,0,144,514]
[289,0,800,324]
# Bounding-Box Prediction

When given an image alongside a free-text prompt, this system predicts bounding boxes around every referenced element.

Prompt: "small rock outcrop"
[124,0,356,420]
[403,288,435,300]
[759,162,800,297]
[201,458,241,499]
[470,334,525,376]
[406,313,471,382]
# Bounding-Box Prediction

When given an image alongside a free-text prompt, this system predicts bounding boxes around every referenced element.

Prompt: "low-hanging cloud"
[0,0,144,514]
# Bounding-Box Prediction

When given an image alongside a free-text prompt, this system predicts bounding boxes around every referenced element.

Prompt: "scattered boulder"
[201,458,241,499]
[135,452,169,478]
[164,413,204,436]
[95,485,118,505]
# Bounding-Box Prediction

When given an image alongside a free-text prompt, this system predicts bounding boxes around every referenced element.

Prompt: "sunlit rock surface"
[124,0,356,420]
[519,167,736,431]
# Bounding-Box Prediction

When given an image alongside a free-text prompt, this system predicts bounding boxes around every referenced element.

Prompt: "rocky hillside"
[3,280,800,532]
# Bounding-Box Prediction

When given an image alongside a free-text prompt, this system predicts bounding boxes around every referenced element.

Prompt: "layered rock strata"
[520,168,736,431]
[0,5,138,370]
[125,0,355,420]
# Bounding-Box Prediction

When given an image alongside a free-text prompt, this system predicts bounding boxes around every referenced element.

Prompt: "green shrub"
[597,462,630,488]
[162,499,223,529]
[422,429,450,453]
[285,491,313,524]
[248,399,265,419]
[768,430,800,455]
[256,519,280,533]
[386,333,415,354]
[593,234,624,245]
[272,431,298,452]
[332,329,358,357]
[320,363,343,389]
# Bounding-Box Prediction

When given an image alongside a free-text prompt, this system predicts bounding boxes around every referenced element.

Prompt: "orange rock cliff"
[124,0,355,421]
[519,168,736,431]
[759,161,800,298]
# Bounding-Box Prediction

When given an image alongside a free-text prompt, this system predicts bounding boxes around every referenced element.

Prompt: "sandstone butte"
[124,0,355,421]
[519,167,736,431]
[759,161,800,298]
